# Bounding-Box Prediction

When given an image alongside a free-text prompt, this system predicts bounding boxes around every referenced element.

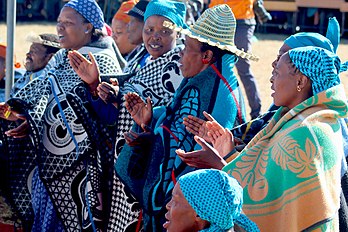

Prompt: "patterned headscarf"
[144,0,186,28]
[178,169,260,232]
[289,46,348,95]
[64,0,105,29]
[113,0,138,23]
[284,17,339,53]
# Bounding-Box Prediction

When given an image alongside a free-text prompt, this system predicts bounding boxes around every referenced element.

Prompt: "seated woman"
[115,4,257,231]
[68,0,188,230]
[165,169,259,232]
[179,46,348,231]
[0,0,122,230]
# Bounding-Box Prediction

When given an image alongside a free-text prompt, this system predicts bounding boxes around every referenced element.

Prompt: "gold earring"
[297,86,301,92]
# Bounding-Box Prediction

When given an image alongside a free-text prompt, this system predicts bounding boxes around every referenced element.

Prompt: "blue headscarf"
[144,0,187,28]
[178,169,259,232]
[284,17,339,53]
[289,46,347,95]
[64,0,105,29]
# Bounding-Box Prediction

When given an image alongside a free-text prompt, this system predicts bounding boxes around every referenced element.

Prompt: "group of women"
[0,0,347,231]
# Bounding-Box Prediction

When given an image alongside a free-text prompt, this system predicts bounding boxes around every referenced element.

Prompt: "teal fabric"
[144,0,186,28]
[289,46,343,95]
[179,169,259,232]
[65,0,104,29]
[284,17,340,53]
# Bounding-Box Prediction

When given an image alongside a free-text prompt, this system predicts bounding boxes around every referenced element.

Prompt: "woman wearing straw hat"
[115,4,257,231]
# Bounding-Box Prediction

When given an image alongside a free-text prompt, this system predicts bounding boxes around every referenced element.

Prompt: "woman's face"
[143,15,177,59]
[164,183,199,232]
[127,16,144,46]
[111,18,136,55]
[270,53,300,108]
[272,43,291,71]
[56,7,92,50]
[179,36,206,78]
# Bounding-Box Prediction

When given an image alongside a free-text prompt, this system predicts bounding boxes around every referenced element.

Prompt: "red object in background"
[0,222,23,232]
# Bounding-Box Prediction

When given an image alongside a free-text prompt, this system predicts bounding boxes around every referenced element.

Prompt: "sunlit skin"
[270,52,312,109]
[143,15,177,59]
[127,16,144,46]
[164,183,206,232]
[25,43,53,72]
[111,18,136,55]
[179,36,211,78]
[56,6,93,50]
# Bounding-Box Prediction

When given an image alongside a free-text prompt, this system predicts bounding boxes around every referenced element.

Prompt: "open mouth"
[149,44,161,49]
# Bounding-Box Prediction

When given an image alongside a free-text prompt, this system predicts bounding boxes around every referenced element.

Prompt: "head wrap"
[0,43,5,59]
[128,0,149,21]
[113,0,138,23]
[284,17,339,53]
[64,0,105,29]
[144,0,186,28]
[178,169,260,232]
[289,46,348,95]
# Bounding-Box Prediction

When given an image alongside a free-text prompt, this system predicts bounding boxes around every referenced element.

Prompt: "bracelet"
[4,108,11,119]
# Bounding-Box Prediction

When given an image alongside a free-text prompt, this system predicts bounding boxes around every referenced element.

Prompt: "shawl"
[116,58,245,231]
[0,36,122,231]
[107,45,184,231]
[223,84,348,231]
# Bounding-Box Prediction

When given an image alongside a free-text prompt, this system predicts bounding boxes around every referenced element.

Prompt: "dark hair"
[200,42,237,69]
[80,15,104,42]
[284,53,301,76]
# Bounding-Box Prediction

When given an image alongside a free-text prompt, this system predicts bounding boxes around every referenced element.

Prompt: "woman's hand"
[124,92,153,127]
[68,51,100,91]
[5,121,29,138]
[97,78,119,105]
[206,121,235,158]
[183,111,215,143]
[124,124,153,146]
[176,136,227,170]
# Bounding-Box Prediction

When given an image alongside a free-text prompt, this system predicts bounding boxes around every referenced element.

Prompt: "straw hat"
[163,4,259,61]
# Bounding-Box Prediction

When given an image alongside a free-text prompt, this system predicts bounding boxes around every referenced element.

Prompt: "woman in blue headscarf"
[0,0,122,231]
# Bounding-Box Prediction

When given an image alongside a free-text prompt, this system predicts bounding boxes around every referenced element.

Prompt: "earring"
[297,86,301,92]
[85,30,89,34]
[201,58,209,64]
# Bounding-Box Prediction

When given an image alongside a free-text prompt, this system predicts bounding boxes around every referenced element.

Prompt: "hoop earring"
[85,30,89,34]
[201,58,209,64]
[297,86,301,92]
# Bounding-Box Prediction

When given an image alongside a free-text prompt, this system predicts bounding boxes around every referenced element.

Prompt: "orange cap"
[113,0,138,23]
[0,43,6,59]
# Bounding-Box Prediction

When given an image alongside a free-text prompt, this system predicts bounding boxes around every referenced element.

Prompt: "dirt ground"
[0,22,348,224]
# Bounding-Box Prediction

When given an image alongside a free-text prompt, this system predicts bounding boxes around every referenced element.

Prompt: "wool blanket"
[0,37,121,231]
[223,84,348,231]
[116,54,246,231]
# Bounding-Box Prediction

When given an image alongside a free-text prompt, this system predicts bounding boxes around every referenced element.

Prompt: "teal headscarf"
[178,169,259,232]
[284,17,339,53]
[289,46,347,95]
[144,0,187,28]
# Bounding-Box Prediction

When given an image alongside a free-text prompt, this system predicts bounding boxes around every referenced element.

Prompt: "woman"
[116,4,257,231]
[111,0,138,59]
[182,46,348,231]
[0,0,122,231]
[165,169,259,232]
[69,0,188,230]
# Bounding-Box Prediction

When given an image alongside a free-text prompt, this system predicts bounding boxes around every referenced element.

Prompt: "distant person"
[11,33,60,95]
[0,43,23,102]
[209,0,262,119]
[111,0,138,59]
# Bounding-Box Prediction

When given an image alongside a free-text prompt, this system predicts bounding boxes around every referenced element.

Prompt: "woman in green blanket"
[179,46,348,231]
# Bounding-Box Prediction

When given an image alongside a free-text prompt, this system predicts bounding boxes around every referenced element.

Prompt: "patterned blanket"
[116,55,246,231]
[0,37,121,231]
[223,84,348,231]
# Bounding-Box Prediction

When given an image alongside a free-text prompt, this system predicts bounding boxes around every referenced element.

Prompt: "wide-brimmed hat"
[163,4,259,61]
